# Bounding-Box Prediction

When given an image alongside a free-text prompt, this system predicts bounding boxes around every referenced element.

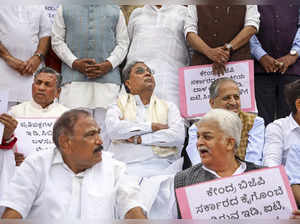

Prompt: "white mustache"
[197,146,211,154]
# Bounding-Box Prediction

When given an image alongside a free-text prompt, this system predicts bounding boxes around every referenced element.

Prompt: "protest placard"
[45,5,58,23]
[0,88,8,141]
[179,60,255,118]
[176,166,297,219]
[14,118,56,156]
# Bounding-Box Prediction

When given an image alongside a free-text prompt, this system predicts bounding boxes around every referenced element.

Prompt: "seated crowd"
[0,3,300,220]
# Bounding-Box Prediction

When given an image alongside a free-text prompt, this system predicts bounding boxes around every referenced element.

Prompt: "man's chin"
[93,151,102,162]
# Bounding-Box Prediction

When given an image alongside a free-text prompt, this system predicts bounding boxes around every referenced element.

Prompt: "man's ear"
[226,137,236,152]
[125,80,131,93]
[296,99,300,112]
[209,99,215,108]
[58,135,71,154]
[56,87,61,99]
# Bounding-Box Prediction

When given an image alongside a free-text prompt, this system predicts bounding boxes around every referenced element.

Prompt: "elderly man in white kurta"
[0,67,69,216]
[0,6,51,108]
[0,109,146,219]
[52,5,129,149]
[125,5,190,108]
[106,62,185,178]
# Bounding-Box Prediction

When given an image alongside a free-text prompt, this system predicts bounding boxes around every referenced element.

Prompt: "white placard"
[179,60,255,118]
[0,88,8,141]
[44,5,58,24]
[176,166,297,219]
[15,118,56,156]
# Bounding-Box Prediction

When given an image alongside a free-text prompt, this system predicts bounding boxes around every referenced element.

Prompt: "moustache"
[197,146,210,154]
[93,145,103,153]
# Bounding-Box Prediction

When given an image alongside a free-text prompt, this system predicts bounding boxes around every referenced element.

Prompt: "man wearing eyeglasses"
[105,61,185,178]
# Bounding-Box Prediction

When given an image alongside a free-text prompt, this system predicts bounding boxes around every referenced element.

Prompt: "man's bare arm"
[124,207,147,219]
[23,36,50,75]
[0,41,26,74]
[186,32,229,64]
[1,207,22,219]
[229,26,257,51]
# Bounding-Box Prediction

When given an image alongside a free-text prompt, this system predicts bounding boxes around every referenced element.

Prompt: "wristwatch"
[290,49,297,56]
[34,52,45,61]
[225,43,233,55]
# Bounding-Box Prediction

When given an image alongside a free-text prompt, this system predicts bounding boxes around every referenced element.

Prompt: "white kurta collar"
[288,113,300,131]
[202,161,247,178]
[30,100,56,112]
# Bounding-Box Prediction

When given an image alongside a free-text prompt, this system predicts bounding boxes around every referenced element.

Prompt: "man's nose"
[38,83,46,90]
[95,134,103,145]
[228,96,237,104]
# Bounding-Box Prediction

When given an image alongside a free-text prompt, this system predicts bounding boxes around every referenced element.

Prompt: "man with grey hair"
[9,66,68,118]
[0,109,147,219]
[0,67,69,214]
[186,77,264,166]
[105,61,185,178]
[139,109,262,219]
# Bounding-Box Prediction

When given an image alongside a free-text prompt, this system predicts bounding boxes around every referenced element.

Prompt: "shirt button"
[215,6,219,9]
[213,33,217,37]
[214,19,218,23]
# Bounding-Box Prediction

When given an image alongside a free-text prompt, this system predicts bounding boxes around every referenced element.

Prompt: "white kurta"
[0,149,143,219]
[0,100,69,216]
[0,6,51,102]
[105,95,185,177]
[52,5,129,109]
[126,5,190,108]
[9,100,69,118]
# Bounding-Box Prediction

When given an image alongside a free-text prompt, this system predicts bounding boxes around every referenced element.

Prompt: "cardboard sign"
[176,166,297,219]
[0,88,8,141]
[179,60,255,118]
[14,118,56,156]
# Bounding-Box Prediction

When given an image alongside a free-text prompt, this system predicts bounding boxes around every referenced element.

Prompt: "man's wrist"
[1,135,17,150]
[33,52,45,62]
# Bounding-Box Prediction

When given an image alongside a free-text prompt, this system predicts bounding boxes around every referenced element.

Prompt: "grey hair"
[52,109,90,149]
[34,67,62,88]
[196,108,242,152]
[122,61,145,83]
[209,77,239,99]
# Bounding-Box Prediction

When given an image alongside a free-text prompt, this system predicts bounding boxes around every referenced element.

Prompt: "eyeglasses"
[135,67,155,75]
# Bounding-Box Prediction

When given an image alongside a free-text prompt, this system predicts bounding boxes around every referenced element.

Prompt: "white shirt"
[0,149,143,219]
[141,161,247,219]
[9,100,69,118]
[263,114,300,167]
[52,5,129,109]
[285,145,300,185]
[185,5,260,36]
[0,100,69,216]
[186,116,265,166]
[126,5,190,108]
[105,95,185,177]
[0,6,51,102]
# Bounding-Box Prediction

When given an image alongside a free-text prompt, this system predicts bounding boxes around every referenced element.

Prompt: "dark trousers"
[255,73,300,125]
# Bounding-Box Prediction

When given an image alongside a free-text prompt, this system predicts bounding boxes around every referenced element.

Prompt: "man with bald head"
[186,77,265,166]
